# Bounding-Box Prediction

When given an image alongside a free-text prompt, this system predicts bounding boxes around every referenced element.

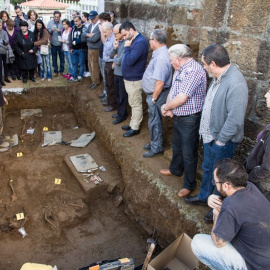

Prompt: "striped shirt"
[168,58,206,116]
[199,64,231,144]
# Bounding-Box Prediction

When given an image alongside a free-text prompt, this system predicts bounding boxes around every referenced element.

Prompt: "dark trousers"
[8,51,20,78]
[170,112,201,191]
[0,54,7,81]
[146,89,169,153]
[105,62,117,109]
[85,50,89,72]
[21,69,34,80]
[51,45,64,73]
[114,75,128,120]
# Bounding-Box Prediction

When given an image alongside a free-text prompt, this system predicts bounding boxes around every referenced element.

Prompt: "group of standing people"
[92,16,270,269]
[0,6,52,83]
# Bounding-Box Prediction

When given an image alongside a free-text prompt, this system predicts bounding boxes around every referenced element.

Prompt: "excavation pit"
[0,87,148,269]
[0,84,212,269]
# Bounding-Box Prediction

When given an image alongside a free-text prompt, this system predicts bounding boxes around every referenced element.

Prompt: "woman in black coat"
[13,20,37,83]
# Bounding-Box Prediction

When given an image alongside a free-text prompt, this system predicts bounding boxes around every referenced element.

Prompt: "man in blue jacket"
[120,21,148,137]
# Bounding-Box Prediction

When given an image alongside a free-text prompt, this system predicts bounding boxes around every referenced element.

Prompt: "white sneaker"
[83,72,91,77]
[68,77,77,83]
[77,76,82,82]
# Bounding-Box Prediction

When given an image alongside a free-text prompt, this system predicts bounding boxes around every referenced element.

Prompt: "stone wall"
[105,0,270,159]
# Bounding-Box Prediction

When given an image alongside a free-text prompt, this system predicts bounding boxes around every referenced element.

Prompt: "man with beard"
[120,21,148,137]
[191,158,270,270]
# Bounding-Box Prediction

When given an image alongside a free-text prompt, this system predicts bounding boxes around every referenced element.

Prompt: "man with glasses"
[141,29,172,158]
[110,24,128,124]
[47,11,64,77]
[120,21,148,137]
[191,158,270,270]
[185,44,248,223]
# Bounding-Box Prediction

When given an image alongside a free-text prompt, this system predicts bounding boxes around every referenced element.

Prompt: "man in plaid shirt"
[160,44,206,198]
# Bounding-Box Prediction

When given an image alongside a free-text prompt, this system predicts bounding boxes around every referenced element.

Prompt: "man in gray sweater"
[185,44,248,222]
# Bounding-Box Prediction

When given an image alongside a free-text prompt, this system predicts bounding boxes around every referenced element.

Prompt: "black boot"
[30,77,36,82]
[23,78,27,83]
[0,81,6,86]
[4,77,11,83]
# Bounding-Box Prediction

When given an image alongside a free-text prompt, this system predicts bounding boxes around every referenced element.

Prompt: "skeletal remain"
[67,203,84,209]
[9,180,17,201]
[44,208,58,228]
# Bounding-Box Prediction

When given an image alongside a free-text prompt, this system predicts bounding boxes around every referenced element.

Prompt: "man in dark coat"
[13,21,38,83]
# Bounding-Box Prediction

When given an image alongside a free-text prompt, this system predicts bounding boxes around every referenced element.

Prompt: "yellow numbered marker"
[55,178,61,185]
[43,127,49,131]
[16,213,25,220]
[17,152,23,157]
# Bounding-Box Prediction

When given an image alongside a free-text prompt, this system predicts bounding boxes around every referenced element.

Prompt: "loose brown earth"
[0,78,149,269]
[0,75,211,270]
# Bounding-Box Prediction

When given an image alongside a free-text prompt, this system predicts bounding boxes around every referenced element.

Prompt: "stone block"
[105,2,128,19]
[168,6,203,27]
[201,0,227,28]
[245,78,257,117]
[198,28,219,54]
[256,40,270,80]
[166,25,186,47]
[129,3,167,21]
[227,0,269,35]
[186,27,200,45]
[168,0,203,9]
[224,35,261,74]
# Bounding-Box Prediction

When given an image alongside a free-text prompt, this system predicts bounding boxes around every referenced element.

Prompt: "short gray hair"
[151,29,167,44]
[102,21,113,30]
[168,44,192,59]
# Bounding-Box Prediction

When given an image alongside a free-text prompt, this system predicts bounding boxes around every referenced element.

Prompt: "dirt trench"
[0,89,148,269]
[1,80,212,269]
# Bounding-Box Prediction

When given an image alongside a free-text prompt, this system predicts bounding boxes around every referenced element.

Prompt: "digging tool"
[135,243,156,270]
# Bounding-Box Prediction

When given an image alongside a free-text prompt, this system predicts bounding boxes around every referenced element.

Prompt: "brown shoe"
[160,169,172,176]
[54,73,58,77]
[60,72,64,76]
[178,188,191,198]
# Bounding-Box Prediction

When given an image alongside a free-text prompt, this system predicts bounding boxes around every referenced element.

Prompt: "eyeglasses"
[149,38,154,41]
[211,179,224,186]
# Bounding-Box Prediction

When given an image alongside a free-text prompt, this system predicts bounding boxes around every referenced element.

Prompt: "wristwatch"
[152,97,156,103]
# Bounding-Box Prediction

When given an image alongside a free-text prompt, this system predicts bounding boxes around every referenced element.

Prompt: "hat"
[89,11,98,19]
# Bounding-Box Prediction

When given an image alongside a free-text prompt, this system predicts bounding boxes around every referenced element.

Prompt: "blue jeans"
[170,112,201,190]
[71,49,85,78]
[39,50,52,79]
[51,45,64,73]
[64,50,73,75]
[191,234,247,270]
[198,140,238,201]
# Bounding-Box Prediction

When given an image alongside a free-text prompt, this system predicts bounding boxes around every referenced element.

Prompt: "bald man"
[110,24,128,124]
[101,22,116,112]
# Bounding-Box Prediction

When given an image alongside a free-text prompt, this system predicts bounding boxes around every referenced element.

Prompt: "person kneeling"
[191,158,270,270]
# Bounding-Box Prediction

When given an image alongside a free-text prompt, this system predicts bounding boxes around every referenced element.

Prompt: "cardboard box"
[147,233,198,270]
